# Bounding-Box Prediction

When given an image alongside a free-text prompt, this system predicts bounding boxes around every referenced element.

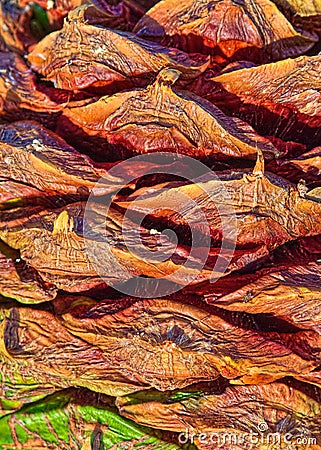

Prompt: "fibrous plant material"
[0,388,183,450]
[267,146,321,186]
[209,55,321,146]
[116,155,321,255]
[0,242,57,303]
[0,120,125,196]
[0,52,79,127]
[58,69,279,161]
[0,121,196,198]
[0,353,59,417]
[28,17,208,91]
[55,296,320,386]
[0,297,319,400]
[0,302,148,397]
[116,381,321,449]
[0,203,125,292]
[0,0,36,53]
[206,261,321,334]
[271,0,321,30]
[134,0,318,62]
[0,201,229,291]
[1,0,321,447]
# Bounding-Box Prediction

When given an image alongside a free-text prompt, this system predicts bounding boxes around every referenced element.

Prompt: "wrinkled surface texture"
[1,0,321,449]
[134,0,318,61]
[28,18,208,91]
[208,55,321,146]
[59,69,279,160]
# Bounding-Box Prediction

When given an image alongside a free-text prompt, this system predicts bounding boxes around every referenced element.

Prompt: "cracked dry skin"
[116,154,321,256]
[0,197,270,292]
[0,201,271,291]
[0,204,133,291]
[0,348,60,417]
[184,233,321,294]
[27,17,209,91]
[116,382,321,449]
[58,68,279,161]
[209,55,321,146]
[0,52,78,126]
[133,0,318,61]
[0,388,184,450]
[2,156,320,292]
[0,297,319,396]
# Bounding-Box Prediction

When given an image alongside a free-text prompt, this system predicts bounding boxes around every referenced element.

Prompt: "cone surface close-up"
[1,0,321,449]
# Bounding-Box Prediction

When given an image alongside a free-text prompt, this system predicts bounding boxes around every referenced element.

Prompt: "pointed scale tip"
[253,148,265,176]
[156,68,181,86]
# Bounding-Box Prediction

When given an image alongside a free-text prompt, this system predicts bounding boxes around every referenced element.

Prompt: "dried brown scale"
[213,55,321,116]
[0,52,62,113]
[204,262,321,333]
[183,234,321,298]
[0,241,57,303]
[0,201,254,291]
[0,120,132,196]
[0,297,318,396]
[0,190,298,293]
[116,382,321,449]
[58,68,279,161]
[2,157,318,293]
[57,296,321,386]
[134,0,318,62]
[207,55,321,147]
[0,0,36,53]
[268,146,321,186]
[271,0,321,31]
[0,52,89,128]
[0,121,199,197]
[0,303,147,397]
[116,156,321,254]
[1,0,321,445]
[28,18,209,91]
